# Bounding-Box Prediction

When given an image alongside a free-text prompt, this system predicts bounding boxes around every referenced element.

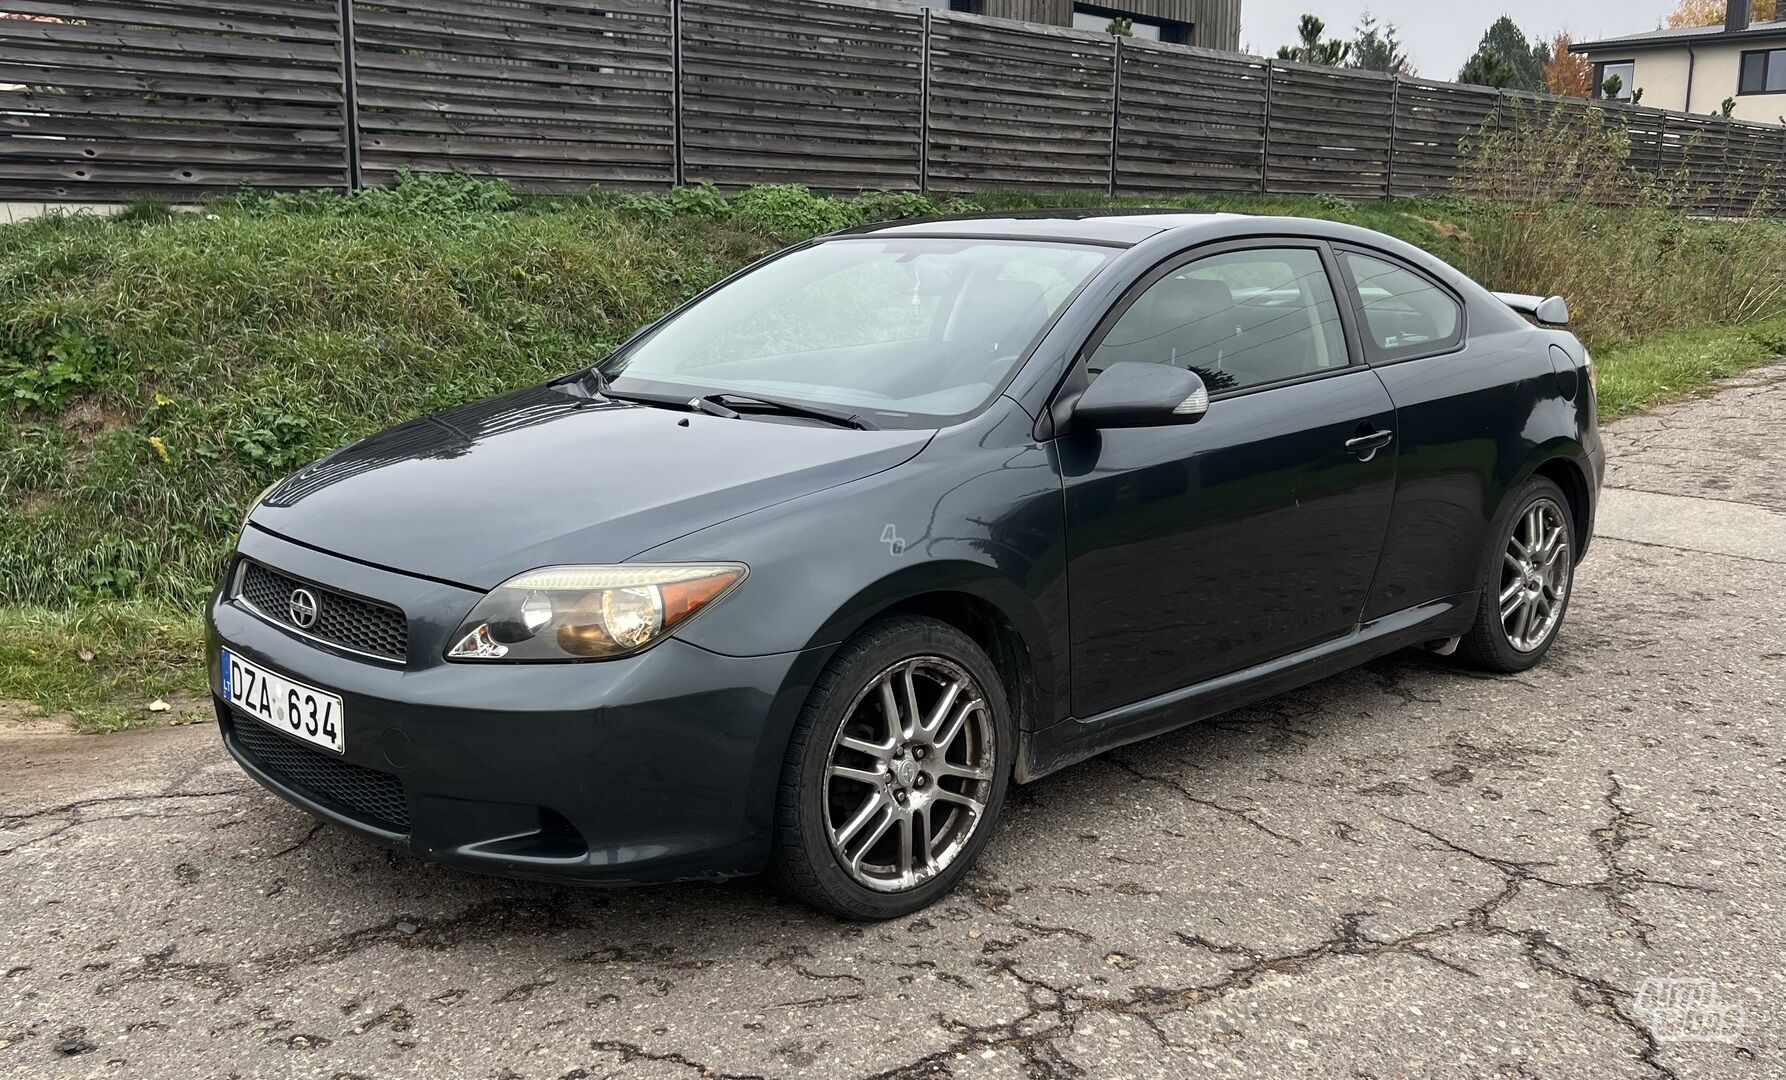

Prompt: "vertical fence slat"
[1260,59,1272,195]
[1107,36,1120,196]
[919,5,932,194]
[339,0,361,189]
[1385,76,1397,199]
[672,0,686,186]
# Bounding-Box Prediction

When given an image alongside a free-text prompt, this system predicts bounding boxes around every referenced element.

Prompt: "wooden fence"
[4,0,1785,209]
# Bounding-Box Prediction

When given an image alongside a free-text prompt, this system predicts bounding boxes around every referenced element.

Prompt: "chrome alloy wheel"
[823,656,996,892]
[1499,497,1571,653]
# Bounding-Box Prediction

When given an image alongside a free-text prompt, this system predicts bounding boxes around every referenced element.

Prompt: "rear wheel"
[770,616,1012,919]
[1457,476,1575,673]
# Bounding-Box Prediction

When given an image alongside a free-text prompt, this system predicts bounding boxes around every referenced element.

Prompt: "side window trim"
[1334,245,1467,365]
[1071,237,1363,402]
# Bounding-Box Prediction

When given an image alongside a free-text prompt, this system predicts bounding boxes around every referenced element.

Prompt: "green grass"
[0,180,1472,613]
[1,175,1781,731]
[1593,319,1786,420]
[0,602,207,732]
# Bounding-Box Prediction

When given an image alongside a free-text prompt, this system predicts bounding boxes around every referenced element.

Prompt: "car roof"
[836,209,1250,246]
[835,208,1508,325]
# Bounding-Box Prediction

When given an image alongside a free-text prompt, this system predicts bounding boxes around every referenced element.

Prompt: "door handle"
[1344,429,1394,461]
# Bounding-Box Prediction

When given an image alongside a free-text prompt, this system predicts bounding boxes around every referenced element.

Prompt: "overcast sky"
[1240,2,1683,78]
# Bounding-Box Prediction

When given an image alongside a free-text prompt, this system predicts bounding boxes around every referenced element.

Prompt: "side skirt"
[1015,592,1477,782]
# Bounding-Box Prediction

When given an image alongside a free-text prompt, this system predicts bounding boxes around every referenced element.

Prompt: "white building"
[1571,1,1786,125]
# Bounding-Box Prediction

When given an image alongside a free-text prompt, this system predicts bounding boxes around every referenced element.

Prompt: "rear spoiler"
[1493,292,1570,326]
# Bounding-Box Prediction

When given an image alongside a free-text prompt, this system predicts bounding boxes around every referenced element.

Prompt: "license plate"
[221,648,345,754]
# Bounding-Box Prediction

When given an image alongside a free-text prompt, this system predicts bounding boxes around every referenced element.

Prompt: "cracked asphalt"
[5,364,1783,1079]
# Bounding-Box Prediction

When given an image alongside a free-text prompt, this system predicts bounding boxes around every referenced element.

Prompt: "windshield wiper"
[699,393,878,430]
[582,380,877,430]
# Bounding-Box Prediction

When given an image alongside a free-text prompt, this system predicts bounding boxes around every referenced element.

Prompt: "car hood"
[249,384,934,589]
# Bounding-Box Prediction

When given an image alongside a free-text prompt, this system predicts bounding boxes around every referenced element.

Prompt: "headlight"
[446,563,747,661]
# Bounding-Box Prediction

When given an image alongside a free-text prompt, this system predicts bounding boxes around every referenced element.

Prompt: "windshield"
[599,238,1113,425]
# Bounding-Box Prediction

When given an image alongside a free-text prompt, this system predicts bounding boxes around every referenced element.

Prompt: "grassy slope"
[1,181,1779,730]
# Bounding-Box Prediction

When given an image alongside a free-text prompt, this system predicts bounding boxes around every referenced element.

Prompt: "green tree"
[1461,50,1519,89]
[1348,11,1413,75]
[1106,16,1133,37]
[1277,14,1350,66]
[1456,16,1546,91]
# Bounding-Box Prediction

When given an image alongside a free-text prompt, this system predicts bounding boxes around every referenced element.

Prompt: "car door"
[1055,241,1399,718]
[1331,246,1511,621]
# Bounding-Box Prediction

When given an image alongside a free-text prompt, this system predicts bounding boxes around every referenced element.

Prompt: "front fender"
[635,399,1072,725]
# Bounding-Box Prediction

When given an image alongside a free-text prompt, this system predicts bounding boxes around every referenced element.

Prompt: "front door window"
[1088,247,1349,394]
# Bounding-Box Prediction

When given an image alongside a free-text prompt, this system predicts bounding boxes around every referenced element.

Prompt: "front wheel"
[769,616,1013,919]
[1456,476,1575,673]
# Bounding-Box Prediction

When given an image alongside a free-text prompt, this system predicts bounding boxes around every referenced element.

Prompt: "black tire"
[1456,475,1576,673]
[768,615,1014,920]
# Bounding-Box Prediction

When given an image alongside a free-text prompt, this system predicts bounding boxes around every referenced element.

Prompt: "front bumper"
[209,526,828,885]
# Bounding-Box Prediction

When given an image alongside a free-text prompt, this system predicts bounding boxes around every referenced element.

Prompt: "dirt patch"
[56,398,135,445]
[0,690,212,738]
[0,700,76,739]
[1415,216,1470,243]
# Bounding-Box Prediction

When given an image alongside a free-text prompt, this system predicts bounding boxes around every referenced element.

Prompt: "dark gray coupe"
[210,211,1602,917]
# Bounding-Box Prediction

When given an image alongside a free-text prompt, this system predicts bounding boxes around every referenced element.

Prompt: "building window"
[1069,2,1192,44]
[1739,49,1786,94]
[1592,59,1635,101]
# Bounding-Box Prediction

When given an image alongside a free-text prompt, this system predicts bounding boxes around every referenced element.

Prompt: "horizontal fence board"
[680,0,922,190]
[350,0,674,189]
[1265,61,1393,196]
[1390,77,1499,197]
[1,0,341,40]
[1115,40,1265,195]
[926,12,1114,191]
[0,0,348,193]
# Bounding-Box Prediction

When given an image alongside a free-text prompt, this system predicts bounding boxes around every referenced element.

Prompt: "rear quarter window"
[1339,250,1463,361]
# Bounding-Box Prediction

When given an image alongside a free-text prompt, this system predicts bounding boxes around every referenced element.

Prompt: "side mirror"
[1534,295,1570,326]
[1072,361,1208,429]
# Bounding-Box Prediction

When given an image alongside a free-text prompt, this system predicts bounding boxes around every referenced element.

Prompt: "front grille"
[230,715,411,832]
[238,561,408,661]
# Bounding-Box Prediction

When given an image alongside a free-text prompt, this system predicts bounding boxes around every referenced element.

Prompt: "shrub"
[1454,105,1786,346]
[0,326,128,410]
[848,190,942,224]
[728,185,853,239]
[114,199,177,225]
[668,182,731,219]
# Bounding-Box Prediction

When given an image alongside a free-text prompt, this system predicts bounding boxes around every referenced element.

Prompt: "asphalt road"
[5,365,1783,1080]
